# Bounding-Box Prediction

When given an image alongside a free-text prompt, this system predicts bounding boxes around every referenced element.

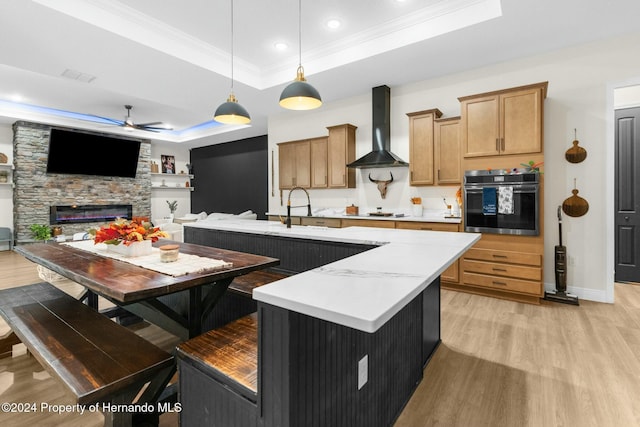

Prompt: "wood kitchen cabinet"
[278,139,313,189]
[445,233,544,305]
[278,124,355,190]
[434,116,462,185]
[300,217,342,228]
[310,137,328,188]
[341,218,396,228]
[407,109,442,185]
[459,82,547,158]
[327,124,357,188]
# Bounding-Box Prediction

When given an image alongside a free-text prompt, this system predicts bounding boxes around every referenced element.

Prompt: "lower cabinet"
[340,218,396,228]
[452,234,543,304]
[299,217,341,228]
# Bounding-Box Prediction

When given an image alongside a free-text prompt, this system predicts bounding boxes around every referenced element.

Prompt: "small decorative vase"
[107,239,153,257]
[412,204,423,217]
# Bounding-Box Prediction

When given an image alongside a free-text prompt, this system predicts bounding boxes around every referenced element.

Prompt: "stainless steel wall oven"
[463,170,540,236]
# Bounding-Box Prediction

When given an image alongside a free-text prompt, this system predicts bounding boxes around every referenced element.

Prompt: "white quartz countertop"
[266,208,462,224]
[184,220,479,333]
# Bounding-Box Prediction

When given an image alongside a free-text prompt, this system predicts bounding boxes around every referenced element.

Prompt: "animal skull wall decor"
[369,172,394,199]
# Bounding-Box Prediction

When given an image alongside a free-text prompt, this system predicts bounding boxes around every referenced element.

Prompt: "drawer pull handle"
[492,281,507,286]
[492,254,508,258]
[492,268,507,272]
[421,227,433,230]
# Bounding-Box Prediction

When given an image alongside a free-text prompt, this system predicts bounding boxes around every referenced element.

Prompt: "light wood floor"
[2,250,640,426]
[0,250,181,427]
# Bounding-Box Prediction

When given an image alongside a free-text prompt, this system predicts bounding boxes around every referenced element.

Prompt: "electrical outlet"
[568,256,575,266]
[358,355,368,390]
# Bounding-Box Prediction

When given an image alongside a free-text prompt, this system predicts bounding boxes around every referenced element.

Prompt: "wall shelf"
[152,186,194,191]
[151,173,193,178]
[151,171,193,191]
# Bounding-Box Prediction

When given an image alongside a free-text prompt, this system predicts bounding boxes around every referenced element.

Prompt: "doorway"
[614,102,640,283]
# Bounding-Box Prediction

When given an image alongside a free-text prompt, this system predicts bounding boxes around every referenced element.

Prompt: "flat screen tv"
[46,128,142,178]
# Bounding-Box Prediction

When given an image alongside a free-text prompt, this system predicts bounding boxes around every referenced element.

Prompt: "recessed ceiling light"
[326,19,341,29]
[274,42,288,51]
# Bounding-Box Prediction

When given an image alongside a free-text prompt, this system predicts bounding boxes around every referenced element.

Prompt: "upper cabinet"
[278,139,311,189]
[434,116,462,185]
[459,82,548,158]
[278,124,357,190]
[407,109,443,186]
[309,137,328,188]
[327,124,357,188]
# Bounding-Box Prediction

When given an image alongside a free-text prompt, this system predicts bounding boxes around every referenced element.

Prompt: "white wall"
[268,31,640,303]
[149,141,191,221]
[0,124,13,249]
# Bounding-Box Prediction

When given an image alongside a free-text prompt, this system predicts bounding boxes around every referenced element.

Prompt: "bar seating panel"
[177,313,258,401]
[228,269,290,297]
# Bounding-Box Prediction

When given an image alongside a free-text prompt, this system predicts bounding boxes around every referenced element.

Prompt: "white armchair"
[159,222,183,242]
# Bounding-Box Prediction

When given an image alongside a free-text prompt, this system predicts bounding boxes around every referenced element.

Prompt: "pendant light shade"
[279,66,322,110]
[279,0,322,110]
[214,93,251,124]
[214,0,250,124]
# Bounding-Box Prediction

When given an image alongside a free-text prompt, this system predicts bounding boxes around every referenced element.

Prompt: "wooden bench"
[176,313,259,425]
[0,282,176,427]
[228,269,289,297]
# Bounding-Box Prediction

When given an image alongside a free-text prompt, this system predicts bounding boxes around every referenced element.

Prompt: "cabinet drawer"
[341,219,396,228]
[299,217,342,228]
[463,272,542,296]
[396,221,459,232]
[268,215,301,225]
[464,247,541,266]
[463,259,541,281]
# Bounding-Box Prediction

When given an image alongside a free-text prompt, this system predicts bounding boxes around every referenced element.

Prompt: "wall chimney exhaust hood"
[347,85,408,169]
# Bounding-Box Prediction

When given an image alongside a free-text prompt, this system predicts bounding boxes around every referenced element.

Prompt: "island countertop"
[265,208,462,224]
[184,220,480,333]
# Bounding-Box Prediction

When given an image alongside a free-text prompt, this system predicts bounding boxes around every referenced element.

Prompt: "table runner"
[62,240,233,277]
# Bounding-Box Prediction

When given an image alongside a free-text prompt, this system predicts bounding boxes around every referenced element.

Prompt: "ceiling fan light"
[214,92,251,124]
[279,66,322,110]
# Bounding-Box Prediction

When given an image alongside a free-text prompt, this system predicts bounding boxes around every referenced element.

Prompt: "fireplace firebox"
[50,204,133,225]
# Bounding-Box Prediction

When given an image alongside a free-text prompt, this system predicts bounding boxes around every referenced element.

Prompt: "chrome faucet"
[286,186,312,228]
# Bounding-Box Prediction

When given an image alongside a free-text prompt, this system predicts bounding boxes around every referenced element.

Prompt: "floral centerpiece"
[90,218,168,246]
[89,218,168,258]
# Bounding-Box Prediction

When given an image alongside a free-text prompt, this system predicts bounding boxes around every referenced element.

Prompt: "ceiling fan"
[97,105,173,132]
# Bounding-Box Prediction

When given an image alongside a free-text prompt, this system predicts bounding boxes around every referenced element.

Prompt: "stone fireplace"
[12,121,152,242]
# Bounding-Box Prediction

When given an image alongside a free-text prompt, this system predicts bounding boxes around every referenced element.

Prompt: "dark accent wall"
[190,135,268,219]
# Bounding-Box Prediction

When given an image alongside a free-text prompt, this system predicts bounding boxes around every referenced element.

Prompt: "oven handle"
[464,185,538,193]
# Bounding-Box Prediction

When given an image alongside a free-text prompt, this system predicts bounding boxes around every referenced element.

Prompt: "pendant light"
[214,0,251,124]
[279,0,322,110]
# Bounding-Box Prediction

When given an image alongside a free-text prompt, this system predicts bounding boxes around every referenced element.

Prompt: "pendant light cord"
[298,0,302,68]
[230,0,235,92]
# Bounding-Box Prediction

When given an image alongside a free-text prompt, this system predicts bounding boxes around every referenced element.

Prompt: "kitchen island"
[180,220,479,426]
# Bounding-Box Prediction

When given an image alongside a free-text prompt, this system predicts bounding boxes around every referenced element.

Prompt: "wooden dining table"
[14,239,280,340]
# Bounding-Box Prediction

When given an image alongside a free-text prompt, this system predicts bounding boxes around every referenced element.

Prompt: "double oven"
[463,170,540,236]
